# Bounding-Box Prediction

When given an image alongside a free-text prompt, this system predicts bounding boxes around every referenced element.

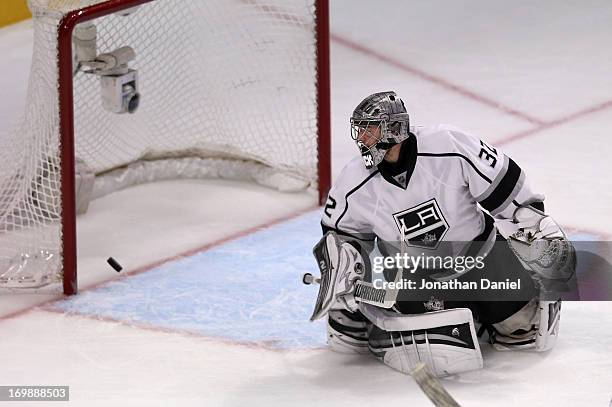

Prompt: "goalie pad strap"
[326,310,370,354]
[353,281,397,308]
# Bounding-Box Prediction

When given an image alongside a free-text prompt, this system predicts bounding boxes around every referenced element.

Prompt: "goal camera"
[100,69,140,114]
[79,45,141,114]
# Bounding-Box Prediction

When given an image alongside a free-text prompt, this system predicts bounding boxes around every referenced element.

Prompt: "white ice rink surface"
[2,303,609,407]
[1,1,612,406]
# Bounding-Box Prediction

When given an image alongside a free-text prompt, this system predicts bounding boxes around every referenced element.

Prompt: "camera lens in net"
[128,92,140,114]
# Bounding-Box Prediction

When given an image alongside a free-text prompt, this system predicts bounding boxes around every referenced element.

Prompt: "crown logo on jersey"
[424,296,444,311]
[422,233,437,245]
[392,172,408,189]
[393,198,449,249]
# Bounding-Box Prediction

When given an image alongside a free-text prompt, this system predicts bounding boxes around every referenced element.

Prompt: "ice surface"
[1,0,612,405]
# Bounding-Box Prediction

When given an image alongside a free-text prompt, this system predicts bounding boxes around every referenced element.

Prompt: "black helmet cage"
[350,91,410,168]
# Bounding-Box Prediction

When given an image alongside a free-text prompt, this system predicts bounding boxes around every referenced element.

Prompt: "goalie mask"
[350,91,410,169]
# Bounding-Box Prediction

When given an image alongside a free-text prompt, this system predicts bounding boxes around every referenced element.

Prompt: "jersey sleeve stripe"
[489,172,525,216]
[475,155,510,202]
[418,152,492,183]
[478,157,522,213]
[334,170,380,230]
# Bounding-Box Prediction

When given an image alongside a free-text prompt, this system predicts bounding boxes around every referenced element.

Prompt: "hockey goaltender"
[306,91,576,377]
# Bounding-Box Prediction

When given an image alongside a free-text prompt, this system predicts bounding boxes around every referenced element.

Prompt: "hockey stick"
[302,273,397,308]
[411,363,461,407]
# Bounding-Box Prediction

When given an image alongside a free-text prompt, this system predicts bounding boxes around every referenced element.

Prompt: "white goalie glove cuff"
[496,206,562,240]
[308,232,366,321]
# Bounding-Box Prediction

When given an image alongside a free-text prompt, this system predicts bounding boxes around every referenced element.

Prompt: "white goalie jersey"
[321,125,545,259]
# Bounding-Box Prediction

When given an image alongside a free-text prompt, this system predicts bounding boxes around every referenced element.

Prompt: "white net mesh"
[1,0,321,289]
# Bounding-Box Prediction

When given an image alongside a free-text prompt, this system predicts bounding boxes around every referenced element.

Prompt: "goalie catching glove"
[307,232,366,321]
[496,206,576,281]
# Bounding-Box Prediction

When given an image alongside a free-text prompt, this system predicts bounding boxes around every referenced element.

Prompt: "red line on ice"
[331,33,546,126]
[332,33,612,145]
[496,99,612,146]
[41,307,324,352]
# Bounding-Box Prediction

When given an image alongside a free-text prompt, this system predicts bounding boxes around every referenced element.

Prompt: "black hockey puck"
[107,257,123,272]
[302,273,314,285]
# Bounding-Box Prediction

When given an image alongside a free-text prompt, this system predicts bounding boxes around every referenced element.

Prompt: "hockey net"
[0,0,330,294]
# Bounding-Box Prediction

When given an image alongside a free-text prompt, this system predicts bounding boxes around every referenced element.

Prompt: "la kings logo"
[393,198,449,249]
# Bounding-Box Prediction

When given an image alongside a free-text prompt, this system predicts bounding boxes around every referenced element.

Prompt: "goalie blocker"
[307,232,400,321]
[308,231,366,321]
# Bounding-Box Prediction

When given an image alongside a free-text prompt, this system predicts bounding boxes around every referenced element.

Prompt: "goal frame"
[56,0,331,295]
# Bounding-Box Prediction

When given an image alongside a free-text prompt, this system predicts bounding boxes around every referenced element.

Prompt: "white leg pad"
[535,300,561,351]
[360,304,483,377]
[492,299,561,352]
